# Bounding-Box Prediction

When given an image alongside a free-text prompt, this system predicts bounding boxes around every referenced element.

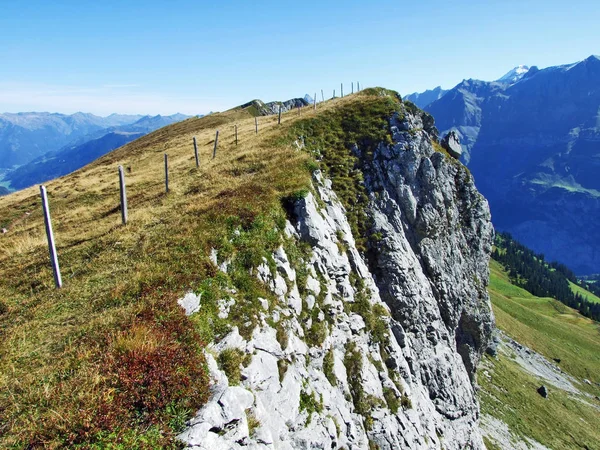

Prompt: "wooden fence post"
[118,165,128,225]
[341,83,343,97]
[278,105,282,124]
[193,136,199,167]
[352,82,354,94]
[235,125,238,145]
[255,117,258,134]
[164,153,169,193]
[40,185,62,288]
[321,89,324,102]
[313,93,316,110]
[333,89,335,98]
[213,130,219,158]
[357,81,360,91]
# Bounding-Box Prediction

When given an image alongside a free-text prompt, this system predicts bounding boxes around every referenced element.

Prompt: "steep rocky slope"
[179,91,494,449]
[0,89,493,448]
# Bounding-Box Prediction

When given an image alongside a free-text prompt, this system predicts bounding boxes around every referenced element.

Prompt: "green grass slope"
[480,260,600,449]
[570,280,600,304]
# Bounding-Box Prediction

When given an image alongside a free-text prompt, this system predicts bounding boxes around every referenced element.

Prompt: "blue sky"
[0,0,598,115]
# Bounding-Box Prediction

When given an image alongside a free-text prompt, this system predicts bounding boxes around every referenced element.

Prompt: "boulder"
[441,131,463,159]
[485,333,501,357]
[537,385,548,398]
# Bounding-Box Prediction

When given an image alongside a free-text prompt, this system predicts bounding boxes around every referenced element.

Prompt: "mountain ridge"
[1,113,191,191]
[421,55,600,274]
[0,89,494,448]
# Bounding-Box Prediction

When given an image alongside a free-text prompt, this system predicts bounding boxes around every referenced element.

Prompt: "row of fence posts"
[38,81,362,287]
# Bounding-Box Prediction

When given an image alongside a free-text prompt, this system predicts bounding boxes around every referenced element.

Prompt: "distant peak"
[497,65,530,84]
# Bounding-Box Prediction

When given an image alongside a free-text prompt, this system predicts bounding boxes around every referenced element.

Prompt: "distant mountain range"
[0,113,189,191]
[403,86,448,109]
[407,55,600,274]
[0,112,144,168]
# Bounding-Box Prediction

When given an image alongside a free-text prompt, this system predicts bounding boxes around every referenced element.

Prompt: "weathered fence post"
[341,83,344,97]
[40,185,62,288]
[118,165,128,225]
[235,125,238,145]
[213,130,219,158]
[357,81,360,91]
[164,153,169,193]
[255,117,258,134]
[333,89,335,98]
[278,105,282,124]
[193,136,199,167]
[352,82,354,94]
[314,93,316,110]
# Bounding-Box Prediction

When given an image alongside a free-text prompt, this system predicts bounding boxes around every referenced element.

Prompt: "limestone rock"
[178,292,201,316]
[179,103,494,450]
[441,130,463,159]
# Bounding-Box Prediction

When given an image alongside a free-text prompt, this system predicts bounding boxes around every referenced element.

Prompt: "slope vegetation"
[0,92,404,447]
[480,260,600,449]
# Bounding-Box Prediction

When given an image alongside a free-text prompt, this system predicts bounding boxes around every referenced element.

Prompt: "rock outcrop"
[178,101,494,449]
[440,131,462,159]
[242,98,310,116]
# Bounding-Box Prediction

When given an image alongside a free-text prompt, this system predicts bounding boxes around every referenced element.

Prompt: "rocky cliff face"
[178,101,494,449]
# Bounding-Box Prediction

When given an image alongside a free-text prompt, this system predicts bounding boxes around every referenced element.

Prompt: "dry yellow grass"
[0,92,363,447]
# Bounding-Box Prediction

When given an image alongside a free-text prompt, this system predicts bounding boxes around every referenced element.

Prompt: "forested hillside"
[492,232,600,321]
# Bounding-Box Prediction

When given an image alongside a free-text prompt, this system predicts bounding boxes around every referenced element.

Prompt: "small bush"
[323,349,337,386]
[383,387,399,414]
[304,158,320,173]
[401,394,412,409]
[100,299,209,442]
[276,323,289,350]
[247,412,260,437]
[335,230,348,254]
[218,348,245,385]
[344,342,364,413]
[306,308,328,347]
[369,439,381,450]
[299,390,323,424]
[277,359,288,382]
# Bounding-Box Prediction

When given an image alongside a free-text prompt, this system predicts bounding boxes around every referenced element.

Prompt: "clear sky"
[0,0,598,116]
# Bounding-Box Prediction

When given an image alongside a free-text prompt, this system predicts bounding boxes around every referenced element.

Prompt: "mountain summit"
[496,65,530,83]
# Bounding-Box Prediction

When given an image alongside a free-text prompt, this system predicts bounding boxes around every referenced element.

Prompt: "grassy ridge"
[0,98,314,447]
[0,90,405,448]
[480,260,600,449]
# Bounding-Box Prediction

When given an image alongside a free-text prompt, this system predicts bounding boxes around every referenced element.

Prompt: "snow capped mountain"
[496,65,530,84]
